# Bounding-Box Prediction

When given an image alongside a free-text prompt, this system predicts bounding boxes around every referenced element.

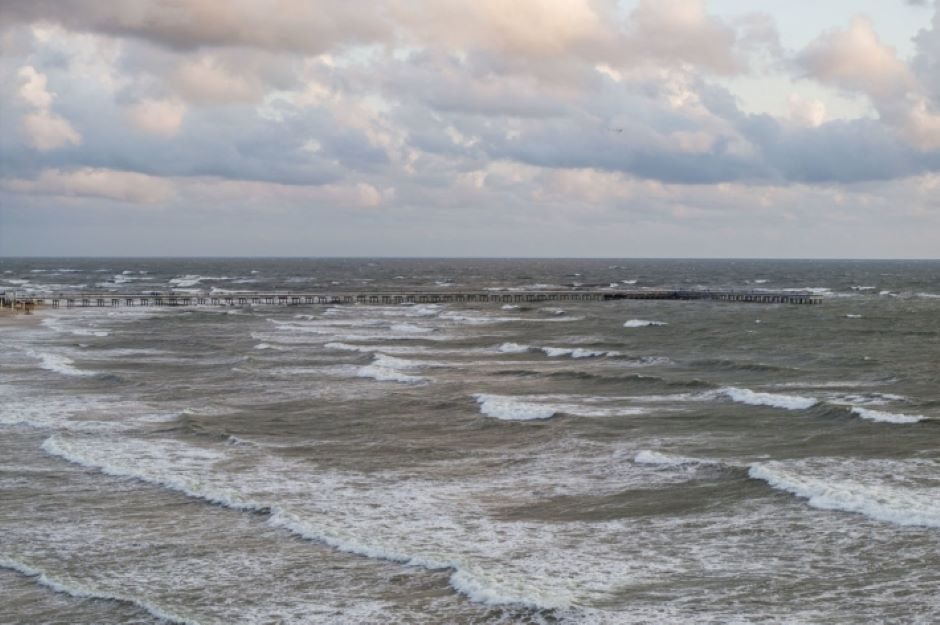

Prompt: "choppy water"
[1,258,938,625]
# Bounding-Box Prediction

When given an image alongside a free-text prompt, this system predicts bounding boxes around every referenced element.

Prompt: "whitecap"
[850,407,924,424]
[749,460,940,528]
[30,352,96,377]
[356,363,428,384]
[634,450,708,466]
[497,342,530,354]
[474,394,557,421]
[624,319,667,328]
[716,387,817,410]
[540,346,617,359]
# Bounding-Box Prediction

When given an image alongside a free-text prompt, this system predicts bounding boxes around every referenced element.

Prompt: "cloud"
[799,16,915,98]
[0,0,391,55]
[787,94,826,128]
[16,65,82,150]
[2,167,175,203]
[169,54,270,104]
[623,0,740,74]
[1,0,757,80]
[799,14,940,150]
[1,0,939,260]
[126,98,186,136]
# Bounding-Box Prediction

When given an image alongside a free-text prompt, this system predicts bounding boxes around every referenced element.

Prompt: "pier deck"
[2,289,823,309]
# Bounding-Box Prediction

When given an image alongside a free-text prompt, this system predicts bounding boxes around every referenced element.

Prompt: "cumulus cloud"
[16,66,82,150]
[799,14,940,150]
[799,16,916,98]
[623,0,740,74]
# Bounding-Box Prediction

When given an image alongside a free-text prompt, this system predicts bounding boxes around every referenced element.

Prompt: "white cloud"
[799,15,940,150]
[624,0,740,74]
[16,65,82,150]
[787,94,826,127]
[799,16,916,98]
[17,65,53,108]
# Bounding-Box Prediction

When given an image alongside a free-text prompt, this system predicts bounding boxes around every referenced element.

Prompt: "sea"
[0,258,938,625]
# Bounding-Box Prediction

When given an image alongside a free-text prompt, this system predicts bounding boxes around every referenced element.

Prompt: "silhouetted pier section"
[5,288,823,309]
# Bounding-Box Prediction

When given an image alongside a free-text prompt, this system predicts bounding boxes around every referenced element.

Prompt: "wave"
[168,274,232,288]
[687,358,797,372]
[30,351,96,377]
[356,354,431,384]
[749,461,940,528]
[634,450,710,467]
[40,435,571,611]
[474,394,557,421]
[850,407,924,424]
[540,347,619,359]
[496,343,617,358]
[474,394,647,420]
[389,323,435,334]
[0,555,198,625]
[326,342,429,355]
[41,318,110,337]
[497,342,529,354]
[715,387,817,411]
[272,510,564,610]
[623,319,667,328]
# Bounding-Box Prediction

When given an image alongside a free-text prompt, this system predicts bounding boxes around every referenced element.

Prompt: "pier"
[2,289,823,309]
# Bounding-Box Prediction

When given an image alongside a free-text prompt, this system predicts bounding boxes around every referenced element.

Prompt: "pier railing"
[2,288,823,309]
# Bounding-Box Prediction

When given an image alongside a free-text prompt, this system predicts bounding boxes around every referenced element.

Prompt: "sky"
[1,0,938,258]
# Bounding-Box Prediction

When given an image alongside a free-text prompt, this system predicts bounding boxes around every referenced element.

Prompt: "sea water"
[1,258,938,624]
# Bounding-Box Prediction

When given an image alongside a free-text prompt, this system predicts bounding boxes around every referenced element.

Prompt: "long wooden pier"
[2,289,823,309]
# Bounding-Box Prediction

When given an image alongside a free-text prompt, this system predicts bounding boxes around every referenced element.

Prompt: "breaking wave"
[623,320,668,328]
[749,460,940,528]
